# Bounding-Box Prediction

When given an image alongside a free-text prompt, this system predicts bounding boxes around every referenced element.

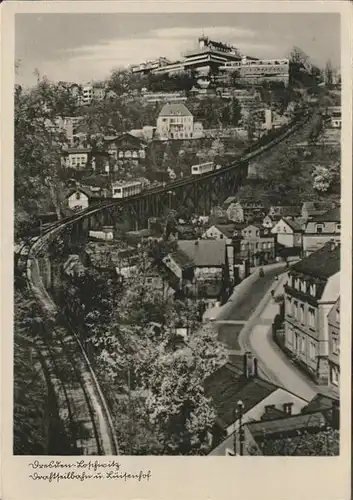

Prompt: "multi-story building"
[80,83,106,105]
[302,207,340,256]
[283,241,340,384]
[156,103,194,140]
[219,56,290,86]
[226,201,265,223]
[104,132,147,167]
[151,36,243,77]
[239,224,275,265]
[131,57,172,74]
[162,239,235,299]
[55,116,83,144]
[327,296,340,392]
[62,147,92,169]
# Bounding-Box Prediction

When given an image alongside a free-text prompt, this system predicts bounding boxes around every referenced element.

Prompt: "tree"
[324,59,334,86]
[14,75,77,238]
[14,290,48,454]
[312,164,340,193]
[68,242,228,455]
[289,46,310,67]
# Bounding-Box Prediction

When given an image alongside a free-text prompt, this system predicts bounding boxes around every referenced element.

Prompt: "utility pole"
[233,407,237,456]
[127,364,133,455]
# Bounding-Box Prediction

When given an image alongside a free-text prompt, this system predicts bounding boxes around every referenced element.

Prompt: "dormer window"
[310,284,316,296]
[294,279,300,290]
[300,281,307,293]
[315,224,324,234]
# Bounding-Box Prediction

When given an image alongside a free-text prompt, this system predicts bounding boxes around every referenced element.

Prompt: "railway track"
[15,110,311,455]
[19,234,119,455]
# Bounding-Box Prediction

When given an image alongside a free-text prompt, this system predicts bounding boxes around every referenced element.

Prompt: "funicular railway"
[16,110,310,455]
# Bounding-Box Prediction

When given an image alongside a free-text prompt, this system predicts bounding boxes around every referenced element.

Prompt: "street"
[214,264,319,401]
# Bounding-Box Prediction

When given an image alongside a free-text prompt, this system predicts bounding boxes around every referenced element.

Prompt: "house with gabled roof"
[302,207,341,256]
[104,132,148,166]
[162,239,234,299]
[64,186,102,212]
[241,400,339,455]
[156,102,194,140]
[202,223,236,243]
[206,353,310,455]
[271,217,304,248]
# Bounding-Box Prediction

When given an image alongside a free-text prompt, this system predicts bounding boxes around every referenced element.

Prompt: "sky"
[15,13,341,87]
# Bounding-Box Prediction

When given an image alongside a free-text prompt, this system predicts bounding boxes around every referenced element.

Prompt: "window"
[286,297,292,315]
[335,308,340,324]
[336,223,341,232]
[300,281,307,293]
[309,342,316,361]
[332,337,340,355]
[300,336,306,354]
[146,277,153,284]
[310,284,316,297]
[287,326,293,344]
[300,304,305,324]
[315,224,324,234]
[75,192,81,200]
[308,308,316,328]
[331,367,339,386]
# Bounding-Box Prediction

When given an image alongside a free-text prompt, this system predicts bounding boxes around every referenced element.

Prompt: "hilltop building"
[218,56,290,86]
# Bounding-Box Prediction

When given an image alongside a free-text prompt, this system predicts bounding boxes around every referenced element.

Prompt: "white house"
[271,217,303,248]
[65,186,100,211]
[156,102,194,140]
[202,224,235,244]
[66,189,89,211]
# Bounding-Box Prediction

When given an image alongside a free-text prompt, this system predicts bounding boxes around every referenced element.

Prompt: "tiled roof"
[302,201,336,215]
[282,217,303,232]
[247,411,328,439]
[291,241,340,279]
[204,362,278,429]
[310,207,341,223]
[269,206,301,216]
[178,240,226,267]
[214,224,236,239]
[168,249,194,270]
[159,102,193,117]
[65,187,101,199]
[301,393,339,414]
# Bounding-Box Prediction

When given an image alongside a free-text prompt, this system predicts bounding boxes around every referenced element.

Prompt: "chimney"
[329,238,337,251]
[243,351,254,379]
[253,357,258,377]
